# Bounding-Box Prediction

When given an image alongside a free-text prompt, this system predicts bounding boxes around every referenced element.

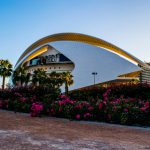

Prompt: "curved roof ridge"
[15,32,145,68]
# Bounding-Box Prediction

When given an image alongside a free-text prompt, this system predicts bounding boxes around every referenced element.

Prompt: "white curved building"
[14,33,150,90]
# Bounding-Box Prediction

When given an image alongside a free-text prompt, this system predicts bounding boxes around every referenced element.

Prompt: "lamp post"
[92,72,98,85]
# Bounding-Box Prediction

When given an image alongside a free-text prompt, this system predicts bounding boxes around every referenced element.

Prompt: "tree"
[12,66,30,86]
[32,68,47,86]
[0,60,12,89]
[24,73,31,86]
[61,72,74,95]
[12,70,19,85]
[48,71,64,88]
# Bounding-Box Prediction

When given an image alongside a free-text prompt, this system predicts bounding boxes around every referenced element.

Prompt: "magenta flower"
[50,108,55,113]
[20,97,26,102]
[103,101,107,105]
[98,103,103,110]
[88,106,93,111]
[76,114,80,120]
[124,108,128,112]
[145,101,149,108]
[124,99,129,103]
[58,101,63,106]
[140,107,146,113]
[103,93,107,98]
[115,98,120,104]
[84,113,92,119]
[30,102,43,117]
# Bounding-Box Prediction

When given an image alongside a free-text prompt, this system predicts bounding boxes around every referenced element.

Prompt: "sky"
[0,0,150,67]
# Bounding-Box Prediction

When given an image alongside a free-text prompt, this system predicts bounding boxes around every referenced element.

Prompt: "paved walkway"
[0,110,150,150]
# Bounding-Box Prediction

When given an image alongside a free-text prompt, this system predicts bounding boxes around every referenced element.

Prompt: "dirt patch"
[0,110,150,150]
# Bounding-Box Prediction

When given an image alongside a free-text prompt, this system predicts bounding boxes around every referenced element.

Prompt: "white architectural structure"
[14,33,150,90]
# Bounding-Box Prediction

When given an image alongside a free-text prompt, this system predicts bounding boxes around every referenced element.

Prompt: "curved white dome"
[49,41,141,90]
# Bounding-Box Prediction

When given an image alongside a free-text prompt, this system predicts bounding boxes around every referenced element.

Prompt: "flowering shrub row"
[69,83,150,100]
[50,89,150,126]
[0,83,150,126]
[0,85,60,114]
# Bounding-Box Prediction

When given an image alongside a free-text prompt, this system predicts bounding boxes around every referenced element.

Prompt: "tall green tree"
[12,70,19,85]
[61,72,74,95]
[24,73,31,86]
[49,71,64,88]
[32,68,47,86]
[12,67,31,86]
[0,60,12,89]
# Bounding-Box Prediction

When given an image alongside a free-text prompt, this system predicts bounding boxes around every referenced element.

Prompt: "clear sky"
[0,0,150,67]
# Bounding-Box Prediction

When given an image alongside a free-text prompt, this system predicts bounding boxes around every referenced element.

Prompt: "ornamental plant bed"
[0,83,150,126]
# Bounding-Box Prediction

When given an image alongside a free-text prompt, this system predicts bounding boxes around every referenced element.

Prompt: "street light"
[92,72,98,85]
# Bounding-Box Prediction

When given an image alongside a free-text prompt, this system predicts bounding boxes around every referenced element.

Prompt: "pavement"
[0,110,150,150]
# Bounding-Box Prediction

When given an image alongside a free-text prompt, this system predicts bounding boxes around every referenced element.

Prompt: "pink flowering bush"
[73,101,93,120]
[30,102,43,117]
[69,84,150,125]
[50,95,75,118]
[0,99,8,109]
[50,95,93,120]
[0,83,150,126]
[0,85,60,113]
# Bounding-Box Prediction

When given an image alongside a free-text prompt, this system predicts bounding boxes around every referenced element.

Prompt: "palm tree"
[49,71,58,78]
[12,70,19,85]
[17,67,26,85]
[49,71,64,88]
[0,60,12,89]
[32,68,47,86]
[24,73,31,86]
[12,66,30,86]
[61,72,74,95]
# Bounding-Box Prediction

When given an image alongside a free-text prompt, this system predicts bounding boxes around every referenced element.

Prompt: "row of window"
[27,66,62,73]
